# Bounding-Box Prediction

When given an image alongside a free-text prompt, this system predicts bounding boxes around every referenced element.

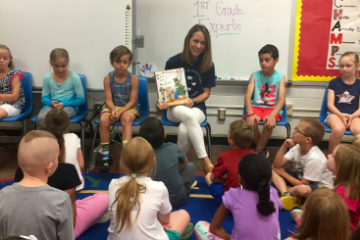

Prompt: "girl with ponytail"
[195,154,282,240]
[107,137,191,240]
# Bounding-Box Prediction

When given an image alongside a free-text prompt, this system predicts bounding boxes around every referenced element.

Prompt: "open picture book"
[154,68,189,106]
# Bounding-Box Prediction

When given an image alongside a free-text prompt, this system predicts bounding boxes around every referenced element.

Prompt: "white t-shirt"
[285,144,334,188]
[64,133,84,191]
[107,176,172,240]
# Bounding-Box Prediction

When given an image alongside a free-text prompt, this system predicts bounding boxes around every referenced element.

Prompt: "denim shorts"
[285,169,318,192]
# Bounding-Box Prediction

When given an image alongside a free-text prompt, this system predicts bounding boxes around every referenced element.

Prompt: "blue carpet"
[1,173,296,239]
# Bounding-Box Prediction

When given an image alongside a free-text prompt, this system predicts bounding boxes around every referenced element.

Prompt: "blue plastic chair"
[0,72,33,136]
[161,110,213,163]
[31,74,90,152]
[88,76,150,170]
[242,103,291,139]
[319,83,352,135]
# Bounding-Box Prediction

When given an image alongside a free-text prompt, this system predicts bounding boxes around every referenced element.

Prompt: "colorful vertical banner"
[292,0,360,81]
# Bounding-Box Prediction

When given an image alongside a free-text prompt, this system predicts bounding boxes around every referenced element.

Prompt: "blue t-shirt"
[328,77,360,114]
[165,54,216,114]
[251,70,283,109]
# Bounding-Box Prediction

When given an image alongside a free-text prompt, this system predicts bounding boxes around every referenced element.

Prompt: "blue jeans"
[36,106,77,129]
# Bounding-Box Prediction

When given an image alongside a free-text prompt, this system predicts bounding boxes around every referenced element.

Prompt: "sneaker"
[99,158,113,174]
[191,180,198,189]
[180,223,194,240]
[290,209,303,228]
[281,195,302,211]
[95,210,110,224]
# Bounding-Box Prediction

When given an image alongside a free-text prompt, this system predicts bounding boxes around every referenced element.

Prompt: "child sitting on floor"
[285,188,350,240]
[272,119,333,210]
[140,117,196,207]
[43,108,85,191]
[107,137,193,240]
[328,144,360,231]
[205,120,256,203]
[195,154,282,240]
[0,130,74,239]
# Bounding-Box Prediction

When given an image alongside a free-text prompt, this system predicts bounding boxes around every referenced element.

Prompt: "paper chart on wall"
[292,0,360,81]
[326,0,360,70]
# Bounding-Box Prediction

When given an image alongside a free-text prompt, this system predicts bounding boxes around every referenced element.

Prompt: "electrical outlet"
[287,103,293,116]
[218,108,226,120]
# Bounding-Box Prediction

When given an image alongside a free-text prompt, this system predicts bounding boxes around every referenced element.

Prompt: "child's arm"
[178,157,188,169]
[0,75,21,102]
[77,148,84,170]
[210,173,225,183]
[41,77,54,107]
[60,76,85,107]
[117,75,139,116]
[209,203,231,240]
[263,75,286,128]
[57,196,75,240]
[64,188,77,228]
[273,167,310,186]
[273,139,294,168]
[244,74,259,124]
[104,75,116,113]
[327,89,347,126]
[157,212,171,226]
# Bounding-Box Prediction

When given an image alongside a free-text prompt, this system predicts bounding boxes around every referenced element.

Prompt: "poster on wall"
[292,0,360,81]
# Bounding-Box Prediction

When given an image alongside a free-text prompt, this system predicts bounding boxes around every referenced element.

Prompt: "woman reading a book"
[157,24,216,174]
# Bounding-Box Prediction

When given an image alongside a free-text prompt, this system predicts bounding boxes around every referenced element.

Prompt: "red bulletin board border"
[292,0,342,81]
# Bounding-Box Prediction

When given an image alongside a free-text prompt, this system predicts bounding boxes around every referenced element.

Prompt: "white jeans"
[167,105,207,158]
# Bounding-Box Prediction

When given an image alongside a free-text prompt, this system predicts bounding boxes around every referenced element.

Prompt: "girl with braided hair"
[195,154,282,240]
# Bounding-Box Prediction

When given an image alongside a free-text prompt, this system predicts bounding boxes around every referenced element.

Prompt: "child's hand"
[110,110,117,122]
[263,115,276,128]
[345,115,352,129]
[116,110,123,120]
[282,139,296,148]
[247,115,260,126]
[157,101,169,110]
[56,102,64,109]
[51,100,58,108]
[162,223,172,231]
[340,114,348,128]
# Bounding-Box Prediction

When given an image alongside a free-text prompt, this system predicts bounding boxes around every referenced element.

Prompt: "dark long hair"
[238,154,275,216]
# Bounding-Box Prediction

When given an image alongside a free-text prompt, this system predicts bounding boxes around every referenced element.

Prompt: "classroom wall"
[1,81,352,143]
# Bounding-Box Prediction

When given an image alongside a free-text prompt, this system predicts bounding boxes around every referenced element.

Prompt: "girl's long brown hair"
[334,144,360,199]
[295,188,349,240]
[111,137,155,233]
[181,24,212,73]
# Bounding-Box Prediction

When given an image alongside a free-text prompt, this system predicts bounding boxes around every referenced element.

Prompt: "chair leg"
[88,124,99,172]
[205,123,213,164]
[80,122,85,156]
[286,123,291,139]
[22,120,27,135]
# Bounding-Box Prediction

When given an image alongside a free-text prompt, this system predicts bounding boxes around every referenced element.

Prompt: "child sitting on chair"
[272,119,333,210]
[99,45,140,174]
[205,120,256,203]
[0,44,25,119]
[140,117,196,207]
[244,44,286,158]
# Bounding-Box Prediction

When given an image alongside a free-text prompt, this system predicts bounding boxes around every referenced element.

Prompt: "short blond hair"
[18,130,59,173]
[229,120,254,149]
[352,134,360,149]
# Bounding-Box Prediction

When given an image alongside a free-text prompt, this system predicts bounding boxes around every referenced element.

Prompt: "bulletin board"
[292,0,360,81]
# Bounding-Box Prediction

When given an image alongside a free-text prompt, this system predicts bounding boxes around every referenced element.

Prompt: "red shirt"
[212,148,257,192]
[336,185,360,231]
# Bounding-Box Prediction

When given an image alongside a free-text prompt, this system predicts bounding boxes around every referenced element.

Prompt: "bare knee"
[175,209,190,222]
[291,185,311,197]
[352,127,360,136]
[99,114,110,127]
[332,125,345,136]
[120,115,133,126]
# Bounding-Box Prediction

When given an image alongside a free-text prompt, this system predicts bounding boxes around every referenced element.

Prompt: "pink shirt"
[335,185,360,231]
